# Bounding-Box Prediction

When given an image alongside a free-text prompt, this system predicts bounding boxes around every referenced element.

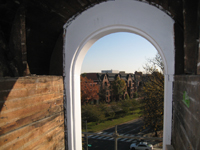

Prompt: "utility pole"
[85,120,88,150]
[114,125,119,150]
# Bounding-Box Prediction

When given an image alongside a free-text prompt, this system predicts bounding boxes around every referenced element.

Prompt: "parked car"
[130,141,153,150]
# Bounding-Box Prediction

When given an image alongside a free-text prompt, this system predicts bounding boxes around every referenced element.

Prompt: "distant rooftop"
[101,70,119,73]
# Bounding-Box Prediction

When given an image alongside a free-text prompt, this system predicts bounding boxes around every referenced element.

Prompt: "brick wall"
[0,76,65,150]
[172,75,200,150]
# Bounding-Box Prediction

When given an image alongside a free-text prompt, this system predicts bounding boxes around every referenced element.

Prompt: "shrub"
[110,102,121,112]
[82,104,105,124]
[98,103,115,119]
[134,92,138,98]
[125,94,130,100]
[120,100,132,115]
[129,99,139,110]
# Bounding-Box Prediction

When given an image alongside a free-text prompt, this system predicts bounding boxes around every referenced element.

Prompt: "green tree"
[111,76,126,101]
[82,104,105,124]
[98,86,107,102]
[141,53,164,137]
[125,93,130,100]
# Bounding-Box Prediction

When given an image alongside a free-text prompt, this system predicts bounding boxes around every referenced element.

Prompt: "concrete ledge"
[166,145,174,150]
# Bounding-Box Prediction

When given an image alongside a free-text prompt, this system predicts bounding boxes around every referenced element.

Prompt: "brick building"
[85,71,142,102]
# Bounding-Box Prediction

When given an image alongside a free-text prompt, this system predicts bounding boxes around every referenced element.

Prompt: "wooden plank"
[47,131,65,150]
[23,120,64,150]
[0,98,63,134]
[0,83,63,101]
[47,134,65,150]
[0,113,63,147]
[1,93,62,113]
[0,76,63,91]
[23,124,64,150]
[0,97,63,123]
[0,104,63,135]
[32,127,64,150]
[0,112,64,149]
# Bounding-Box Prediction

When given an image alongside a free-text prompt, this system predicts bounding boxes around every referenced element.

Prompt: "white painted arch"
[63,1,174,150]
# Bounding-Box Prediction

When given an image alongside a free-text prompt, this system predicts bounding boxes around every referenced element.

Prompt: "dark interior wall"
[0,0,190,77]
[0,0,186,77]
[25,3,64,75]
[0,1,21,77]
[197,0,200,75]
[174,22,184,75]
[172,76,200,150]
[171,0,200,150]
[0,0,107,77]
[49,33,63,76]
[183,0,199,74]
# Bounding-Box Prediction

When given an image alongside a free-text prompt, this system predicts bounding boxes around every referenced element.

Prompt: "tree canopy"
[143,53,164,74]
[141,53,164,136]
[81,76,99,104]
[98,86,107,102]
[111,76,126,101]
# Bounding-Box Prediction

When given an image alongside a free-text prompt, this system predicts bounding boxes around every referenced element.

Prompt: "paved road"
[104,119,144,134]
[83,119,162,150]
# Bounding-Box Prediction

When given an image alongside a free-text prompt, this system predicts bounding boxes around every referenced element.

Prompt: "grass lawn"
[82,109,141,133]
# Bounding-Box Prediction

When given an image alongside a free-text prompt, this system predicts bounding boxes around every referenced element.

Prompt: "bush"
[125,94,130,100]
[134,92,138,98]
[82,104,105,124]
[120,100,132,115]
[98,103,115,119]
[110,102,121,112]
[81,99,140,125]
[129,99,139,110]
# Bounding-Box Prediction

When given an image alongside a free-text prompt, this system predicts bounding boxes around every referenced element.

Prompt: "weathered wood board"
[0,76,65,150]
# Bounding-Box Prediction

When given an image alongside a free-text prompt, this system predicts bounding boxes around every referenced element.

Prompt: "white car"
[130,141,153,150]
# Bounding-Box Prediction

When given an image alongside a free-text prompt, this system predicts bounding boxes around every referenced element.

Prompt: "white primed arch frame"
[63,1,174,150]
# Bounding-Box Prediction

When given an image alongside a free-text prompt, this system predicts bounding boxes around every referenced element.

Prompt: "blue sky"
[81,32,157,74]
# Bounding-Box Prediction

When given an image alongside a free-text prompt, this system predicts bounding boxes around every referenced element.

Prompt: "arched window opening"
[80,32,165,150]
[64,1,174,150]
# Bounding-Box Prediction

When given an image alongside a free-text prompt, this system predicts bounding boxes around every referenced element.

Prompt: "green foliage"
[141,53,164,136]
[125,94,130,100]
[81,73,87,77]
[110,102,121,112]
[85,108,141,133]
[81,99,139,125]
[119,100,132,115]
[111,76,126,101]
[98,103,115,119]
[98,87,107,102]
[133,92,138,98]
[130,98,139,110]
[82,105,105,124]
